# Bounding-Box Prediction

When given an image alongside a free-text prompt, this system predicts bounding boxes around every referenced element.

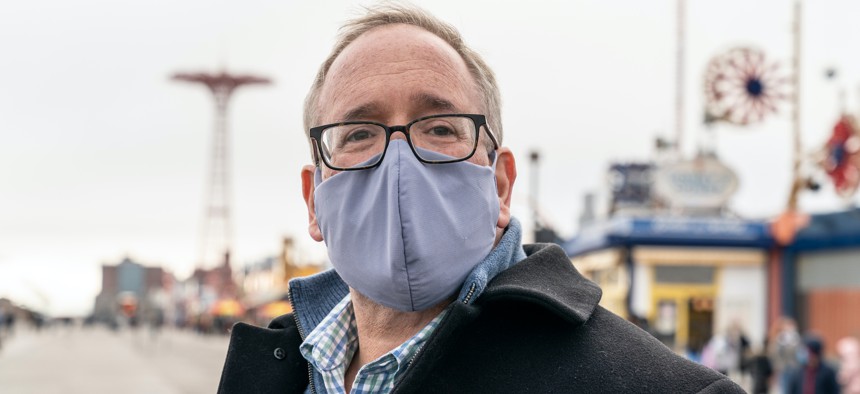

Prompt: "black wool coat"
[218,244,744,393]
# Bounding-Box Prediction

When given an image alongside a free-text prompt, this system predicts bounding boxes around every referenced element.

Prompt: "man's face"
[302,23,516,244]
[314,24,493,179]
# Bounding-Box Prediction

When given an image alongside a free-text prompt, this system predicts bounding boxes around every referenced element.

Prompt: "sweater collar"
[457,217,527,304]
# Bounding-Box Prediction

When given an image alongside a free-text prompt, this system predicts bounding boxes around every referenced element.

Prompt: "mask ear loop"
[489,149,501,200]
[314,166,324,187]
[481,122,500,168]
[312,137,328,188]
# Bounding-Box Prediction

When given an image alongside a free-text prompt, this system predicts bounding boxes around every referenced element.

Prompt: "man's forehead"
[330,24,463,73]
[316,23,479,123]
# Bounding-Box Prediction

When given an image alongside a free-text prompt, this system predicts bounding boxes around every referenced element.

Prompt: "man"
[771,317,803,392]
[218,4,743,393]
[785,335,840,394]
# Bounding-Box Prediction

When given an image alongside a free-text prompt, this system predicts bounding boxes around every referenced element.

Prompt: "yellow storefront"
[567,217,771,354]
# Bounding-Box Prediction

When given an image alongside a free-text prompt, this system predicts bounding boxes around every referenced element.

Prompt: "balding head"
[303,3,503,146]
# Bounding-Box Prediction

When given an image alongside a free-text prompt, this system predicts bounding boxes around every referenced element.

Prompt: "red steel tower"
[172,70,271,268]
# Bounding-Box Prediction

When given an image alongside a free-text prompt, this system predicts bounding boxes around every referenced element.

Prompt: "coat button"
[273,348,286,360]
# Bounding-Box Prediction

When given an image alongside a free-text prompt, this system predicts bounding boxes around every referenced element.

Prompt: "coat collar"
[260,242,603,394]
[477,243,603,325]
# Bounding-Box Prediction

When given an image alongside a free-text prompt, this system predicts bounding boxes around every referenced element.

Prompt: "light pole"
[529,150,541,240]
[773,0,809,247]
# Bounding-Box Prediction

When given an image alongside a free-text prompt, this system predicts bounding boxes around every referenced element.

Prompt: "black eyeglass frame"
[308,113,499,171]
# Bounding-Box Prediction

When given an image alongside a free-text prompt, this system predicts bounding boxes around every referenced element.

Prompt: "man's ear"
[494,147,517,229]
[301,165,324,242]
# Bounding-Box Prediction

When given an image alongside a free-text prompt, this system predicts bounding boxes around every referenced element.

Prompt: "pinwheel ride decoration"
[703,47,790,126]
[821,115,860,197]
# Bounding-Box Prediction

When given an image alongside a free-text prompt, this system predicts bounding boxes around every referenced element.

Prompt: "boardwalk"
[0,326,229,394]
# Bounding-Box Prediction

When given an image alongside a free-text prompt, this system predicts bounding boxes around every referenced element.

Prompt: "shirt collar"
[299,292,449,392]
[299,294,357,372]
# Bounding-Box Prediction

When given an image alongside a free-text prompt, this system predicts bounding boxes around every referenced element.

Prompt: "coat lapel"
[217,317,309,394]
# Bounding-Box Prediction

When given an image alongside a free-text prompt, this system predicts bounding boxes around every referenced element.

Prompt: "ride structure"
[172,70,271,268]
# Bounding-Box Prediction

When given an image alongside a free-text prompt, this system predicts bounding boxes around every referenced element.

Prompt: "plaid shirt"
[299,294,448,394]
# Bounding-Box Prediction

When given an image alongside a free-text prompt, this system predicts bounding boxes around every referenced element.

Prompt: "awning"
[259,301,293,319]
[790,208,860,252]
[564,216,773,258]
[210,299,245,317]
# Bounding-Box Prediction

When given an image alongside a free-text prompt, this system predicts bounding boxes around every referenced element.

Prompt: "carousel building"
[565,158,774,354]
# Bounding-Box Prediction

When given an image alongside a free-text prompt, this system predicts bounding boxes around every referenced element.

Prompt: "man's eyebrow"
[339,94,458,122]
[411,93,459,113]
[341,103,383,122]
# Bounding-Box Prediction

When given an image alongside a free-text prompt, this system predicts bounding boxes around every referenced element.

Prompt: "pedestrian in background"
[749,337,773,394]
[771,317,803,392]
[702,322,748,378]
[702,332,736,375]
[837,336,860,394]
[728,320,752,383]
[0,306,5,351]
[785,335,839,394]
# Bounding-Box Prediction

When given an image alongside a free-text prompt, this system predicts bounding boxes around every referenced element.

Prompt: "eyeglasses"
[309,114,499,171]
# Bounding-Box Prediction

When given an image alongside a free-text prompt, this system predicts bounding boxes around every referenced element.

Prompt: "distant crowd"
[697,317,860,394]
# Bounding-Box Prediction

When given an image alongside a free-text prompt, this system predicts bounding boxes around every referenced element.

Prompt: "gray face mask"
[314,140,500,311]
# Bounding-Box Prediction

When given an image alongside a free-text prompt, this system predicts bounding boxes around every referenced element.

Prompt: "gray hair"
[302,2,503,147]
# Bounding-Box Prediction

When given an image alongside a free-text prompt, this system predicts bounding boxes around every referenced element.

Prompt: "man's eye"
[429,126,456,136]
[417,121,461,138]
[345,129,373,142]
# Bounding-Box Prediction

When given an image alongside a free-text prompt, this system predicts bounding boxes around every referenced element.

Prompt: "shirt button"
[273,348,286,360]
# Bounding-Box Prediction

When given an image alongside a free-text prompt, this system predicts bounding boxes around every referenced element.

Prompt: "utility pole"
[172,70,271,268]
[530,150,541,238]
[773,0,809,247]
[675,0,686,156]
[788,0,803,213]
[530,150,557,243]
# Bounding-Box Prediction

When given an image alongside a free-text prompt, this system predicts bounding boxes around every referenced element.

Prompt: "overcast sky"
[2,0,859,316]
